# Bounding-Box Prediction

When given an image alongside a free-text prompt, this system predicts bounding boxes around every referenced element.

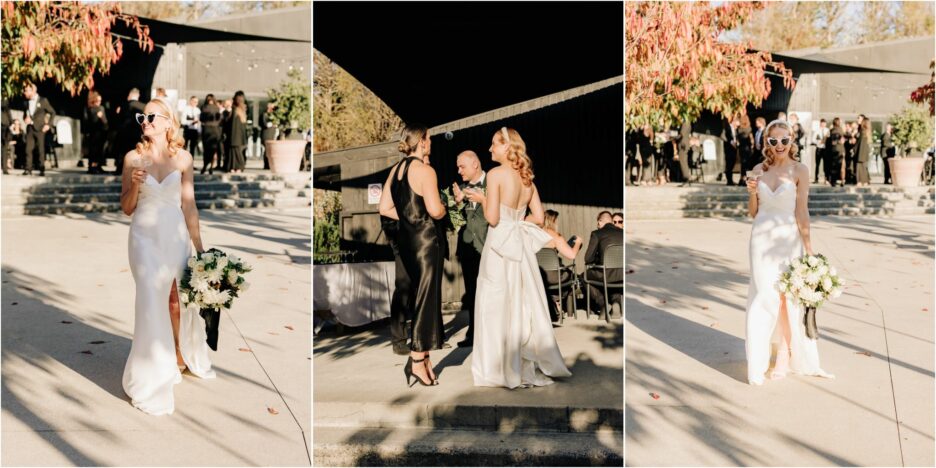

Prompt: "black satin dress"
[389,157,445,352]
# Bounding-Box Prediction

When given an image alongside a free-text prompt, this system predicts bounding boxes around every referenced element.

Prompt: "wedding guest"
[753,117,767,170]
[856,119,872,186]
[828,118,847,186]
[637,125,656,185]
[114,87,145,175]
[82,91,108,174]
[20,83,55,176]
[538,209,583,321]
[677,119,695,186]
[181,96,201,159]
[220,98,233,171]
[777,111,787,122]
[881,123,896,184]
[724,116,739,186]
[737,115,755,186]
[662,131,680,183]
[612,212,624,227]
[378,123,446,387]
[451,150,487,348]
[844,121,858,184]
[260,102,278,170]
[813,119,829,184]
[2,100,11,174]
[10,119,25,170]
[227,91,248,173]
[200,94,222,174]
[582,211,623,317]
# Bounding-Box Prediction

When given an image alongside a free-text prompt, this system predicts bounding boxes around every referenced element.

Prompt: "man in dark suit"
[20,83,56,176]
[752,116,766,171]
[881,123,896,184]
[200,94,223,174]
[2,99,11,174]
[452,150,488,348]
[114,88,146,175]
[723,116,739,185]
[582,211,624,317]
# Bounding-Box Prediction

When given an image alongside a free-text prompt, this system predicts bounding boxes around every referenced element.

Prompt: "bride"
[745,119,834,386]
[120,98,216,415]
[466,127,572,388]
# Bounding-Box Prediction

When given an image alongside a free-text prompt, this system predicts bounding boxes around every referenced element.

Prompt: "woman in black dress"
[828,118,847,186]
[737,115,755,186]
[378,123,446,387]
[82,91,108,174]
[227,91,248,173]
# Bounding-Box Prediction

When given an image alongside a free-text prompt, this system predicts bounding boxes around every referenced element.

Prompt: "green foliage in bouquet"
[440,187,465,231]
[180,248,252,312]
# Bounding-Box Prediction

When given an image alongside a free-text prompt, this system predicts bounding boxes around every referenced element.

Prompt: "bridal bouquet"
[776,254,845,339]
[440,187,466,231]
[179,248,252,350]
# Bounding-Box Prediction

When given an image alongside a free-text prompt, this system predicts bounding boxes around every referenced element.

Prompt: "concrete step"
[24,180,289,195]
[627,206,935,219]
[628,199,936,211]
[22,189,310,205]
[313,426,623,467]
[13,197,310,215]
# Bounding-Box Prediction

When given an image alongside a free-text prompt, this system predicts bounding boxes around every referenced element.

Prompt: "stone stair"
[626,184,936,219]
[2,172,311,216]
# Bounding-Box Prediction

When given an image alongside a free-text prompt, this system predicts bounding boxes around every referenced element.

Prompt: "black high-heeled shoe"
[404,356,434,387]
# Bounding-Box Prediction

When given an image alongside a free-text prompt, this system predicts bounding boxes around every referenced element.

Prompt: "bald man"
[452,150,488,348]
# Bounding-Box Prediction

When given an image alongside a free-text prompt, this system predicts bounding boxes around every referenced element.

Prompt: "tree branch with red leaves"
[626,1,794,131]
[1,1,153,97]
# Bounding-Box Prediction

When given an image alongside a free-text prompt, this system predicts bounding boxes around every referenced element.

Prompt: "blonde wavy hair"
[498,127,534,186]
[761,120,799,169]
[135,98,185,156]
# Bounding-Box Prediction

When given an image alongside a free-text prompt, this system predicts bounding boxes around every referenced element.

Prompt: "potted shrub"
[266,69,311,174]
[889,105,934,187]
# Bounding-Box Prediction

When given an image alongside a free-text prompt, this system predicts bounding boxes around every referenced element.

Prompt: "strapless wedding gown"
[746,180,834,385]
[471,204,572,388]
[123,170,215,415]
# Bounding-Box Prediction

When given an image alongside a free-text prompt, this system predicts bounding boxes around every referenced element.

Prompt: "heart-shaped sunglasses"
[766,136,793,147]
[135,112,170,125]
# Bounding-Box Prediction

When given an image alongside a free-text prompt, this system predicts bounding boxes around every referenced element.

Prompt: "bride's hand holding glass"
[129,155,152,186]
[745,168,764,196]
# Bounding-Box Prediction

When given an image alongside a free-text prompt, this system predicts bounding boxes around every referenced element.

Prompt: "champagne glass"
[746,167,764,183]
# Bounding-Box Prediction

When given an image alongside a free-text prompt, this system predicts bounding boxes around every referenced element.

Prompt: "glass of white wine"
[130,155,153,188]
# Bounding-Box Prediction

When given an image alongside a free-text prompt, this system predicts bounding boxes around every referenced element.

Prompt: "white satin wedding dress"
[746,180,834,385]
[123,170,215,415]
[471,204,572,388]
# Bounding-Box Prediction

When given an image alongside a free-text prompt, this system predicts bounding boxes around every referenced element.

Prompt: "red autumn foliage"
[626,1,794,130]
[1,1,153,97]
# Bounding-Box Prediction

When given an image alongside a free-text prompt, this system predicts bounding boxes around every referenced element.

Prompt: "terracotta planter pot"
[265,140,306,174]
[889,157,925,188]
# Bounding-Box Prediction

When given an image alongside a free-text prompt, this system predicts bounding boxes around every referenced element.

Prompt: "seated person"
[581,211,623,316]
[540,209,582,321]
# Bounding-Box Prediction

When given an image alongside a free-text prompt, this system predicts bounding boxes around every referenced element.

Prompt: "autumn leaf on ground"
[626,269,635,274]
[11,302,17,306]
[89,340,107,345]
[710,323,718,328]
[659,299,667,304]
[80,350,93,355]
[119,269,128,273]
[20,286,34,292]
[267,407,279,415]
[671,266,678,269]
[656,270,663,273]
[238,348,252,352]
[856,351,871,357]
[923,308,929,312]
[649,392,660,400]
[701,306,709,310]
[285,325,294,331]
[268,332,279,336]
[61,320,72,324]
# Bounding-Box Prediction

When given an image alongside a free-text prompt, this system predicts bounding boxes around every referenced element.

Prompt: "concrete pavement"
[1,208,311,466]
[313,308,624,466]
[625,215,934,466]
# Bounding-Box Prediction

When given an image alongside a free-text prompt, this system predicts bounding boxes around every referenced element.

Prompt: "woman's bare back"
[497,166,534,211]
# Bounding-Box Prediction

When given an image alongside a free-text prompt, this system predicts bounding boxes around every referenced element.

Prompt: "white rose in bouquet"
[203,253,215,263]
[216,256,228,269]
[191,276,211,294]
[807,255,819,267]
[818,264,828,276]
[193,260,207,275]
[187,257,196,269]
[805,272,820,286]
[227,269,239,285]
[822,277,833,291]
[829,266,837,277]
[831,288,843,299]
[792,276,805,290]
[206,267,224,284]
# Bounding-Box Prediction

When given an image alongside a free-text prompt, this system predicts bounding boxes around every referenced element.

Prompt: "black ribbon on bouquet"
[200,308,221,351]
[804,306,819,340]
